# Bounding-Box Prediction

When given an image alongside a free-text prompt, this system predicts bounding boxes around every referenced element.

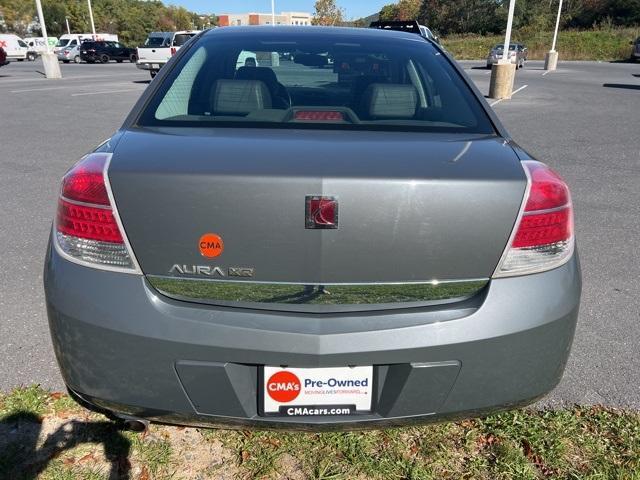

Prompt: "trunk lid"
[110,128,525,299]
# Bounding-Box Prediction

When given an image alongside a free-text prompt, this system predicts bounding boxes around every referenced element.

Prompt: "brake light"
[171,47,177,55]
[54,153,139,272]
[494,161,574,277]
[294,111,344,121]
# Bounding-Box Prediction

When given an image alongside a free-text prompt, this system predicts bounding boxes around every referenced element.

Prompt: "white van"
[54,33,118,54]
[0,34,30,61]
[24,36,58,54]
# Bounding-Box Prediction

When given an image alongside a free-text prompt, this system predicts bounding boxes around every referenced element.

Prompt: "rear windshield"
[173,33,197,47]
[138,33,494,134]
[57,39,70,47]
[145,36,169,47]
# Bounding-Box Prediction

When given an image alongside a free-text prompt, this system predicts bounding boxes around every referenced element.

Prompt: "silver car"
[487,43,528,69]
[44,27,580,431]
[57,45,81,64]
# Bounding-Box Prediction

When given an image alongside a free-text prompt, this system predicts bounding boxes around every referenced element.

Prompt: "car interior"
[150,42,487,131]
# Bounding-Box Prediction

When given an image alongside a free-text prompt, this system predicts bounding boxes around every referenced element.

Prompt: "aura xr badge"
[306,196,338,229]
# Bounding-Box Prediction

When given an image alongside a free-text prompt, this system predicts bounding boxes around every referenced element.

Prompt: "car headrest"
[362,84,418,119]
[211,79,272,115]
[236,67,279,87]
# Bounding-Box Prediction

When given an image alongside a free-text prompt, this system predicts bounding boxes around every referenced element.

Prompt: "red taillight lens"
[495,160,574,277]
[55,153,136,271]
[523,162,569,211]
[61,154,110,205]
[57,199,123,243]
[171,47,177,55]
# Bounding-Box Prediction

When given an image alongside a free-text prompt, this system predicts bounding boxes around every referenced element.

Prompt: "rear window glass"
[145,36,169,47]
[173,34,197,47]
[139,33,494,134]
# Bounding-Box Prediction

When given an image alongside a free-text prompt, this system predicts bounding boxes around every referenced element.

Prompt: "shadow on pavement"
[132,80,151,84]
[602,83,640,90]
[0,411,131,480]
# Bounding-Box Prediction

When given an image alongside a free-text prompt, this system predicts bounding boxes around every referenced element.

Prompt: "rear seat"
[361,83,418,120]
[209,79,272,116]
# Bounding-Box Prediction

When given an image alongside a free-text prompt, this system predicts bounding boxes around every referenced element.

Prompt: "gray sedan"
[57,45,81,64]
[44,26,580,431]
[487,43,528,69]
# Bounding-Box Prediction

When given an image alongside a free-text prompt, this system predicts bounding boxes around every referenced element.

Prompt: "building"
[218,12,312,27]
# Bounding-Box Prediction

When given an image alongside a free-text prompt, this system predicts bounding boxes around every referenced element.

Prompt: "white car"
[54,33,118,54]
[137,31,200,78]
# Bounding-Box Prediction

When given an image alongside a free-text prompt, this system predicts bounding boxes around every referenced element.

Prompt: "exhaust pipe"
[115,414,150,432]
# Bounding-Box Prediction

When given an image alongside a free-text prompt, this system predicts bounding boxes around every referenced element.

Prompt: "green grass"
[1,386,639,479]
[443,26,640,61]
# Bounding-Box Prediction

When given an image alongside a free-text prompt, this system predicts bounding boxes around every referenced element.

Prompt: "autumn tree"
[312,0,344,26]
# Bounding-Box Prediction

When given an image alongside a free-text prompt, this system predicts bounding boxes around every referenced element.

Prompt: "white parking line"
[542,70,551,76]
[11,86,68,93]
[71,88,142,97]
[490,84,528,107]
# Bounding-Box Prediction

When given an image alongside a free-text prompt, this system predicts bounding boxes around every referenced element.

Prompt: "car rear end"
[487,45,517,67]
[79,42,101,63]
[44,27,580,430]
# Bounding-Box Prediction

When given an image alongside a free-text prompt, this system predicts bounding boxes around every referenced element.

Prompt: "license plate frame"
[260,366,375,417]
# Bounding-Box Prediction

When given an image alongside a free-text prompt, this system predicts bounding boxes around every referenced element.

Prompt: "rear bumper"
[136,62,162,71]
[44,239,581,430]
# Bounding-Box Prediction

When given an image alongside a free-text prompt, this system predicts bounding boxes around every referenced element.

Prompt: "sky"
[173,1,389,19]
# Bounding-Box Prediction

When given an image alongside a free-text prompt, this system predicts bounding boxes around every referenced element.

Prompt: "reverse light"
[54,153,139,272]
[494,161,574,277]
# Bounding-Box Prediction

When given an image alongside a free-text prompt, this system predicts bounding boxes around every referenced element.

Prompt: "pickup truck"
[136,31,199,78]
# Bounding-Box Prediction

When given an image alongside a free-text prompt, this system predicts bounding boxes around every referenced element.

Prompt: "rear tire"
[27,52,37,61]
[129,54,137,63]
[100,54,109,64]
[150,70,157,79]
[74,55,81,64]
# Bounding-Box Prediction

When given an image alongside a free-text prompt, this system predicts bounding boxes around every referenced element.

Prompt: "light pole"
[65,16,71,34]
[489,0,517,99]
[87,0,96,38]
[545,0,563,71]
[34,0,62,78]
[271,0,276,25]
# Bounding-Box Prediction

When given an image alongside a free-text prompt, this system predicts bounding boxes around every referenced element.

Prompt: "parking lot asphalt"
[1,59,639,409]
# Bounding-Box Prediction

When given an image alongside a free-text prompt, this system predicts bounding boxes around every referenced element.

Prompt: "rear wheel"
[27,52,37,61]
[100,54,110,64]
[150,70,157,79]
[74,55,81,64]
[129,54,137,63]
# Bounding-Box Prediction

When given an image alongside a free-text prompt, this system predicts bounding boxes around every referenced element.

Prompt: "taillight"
[170,47,177,55]
[54,152,139,273]
[494,160,574,277]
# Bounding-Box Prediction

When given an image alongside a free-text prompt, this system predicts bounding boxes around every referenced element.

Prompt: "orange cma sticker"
[199,233,224,258]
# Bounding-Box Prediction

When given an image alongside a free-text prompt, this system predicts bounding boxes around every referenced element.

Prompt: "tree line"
[377,0,640,35]
[0,0,217,46]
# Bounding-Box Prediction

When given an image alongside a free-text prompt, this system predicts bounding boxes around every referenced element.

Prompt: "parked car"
[54,33,119,54]
[57,45,81,64]
[136,30,200,78]
[80,41,137,63]
[487,43,528,69]
[0,34,31,61]
[44,26,580,431]
[369,20,440,44]
[0,46,8,67]
[631,37,640,61]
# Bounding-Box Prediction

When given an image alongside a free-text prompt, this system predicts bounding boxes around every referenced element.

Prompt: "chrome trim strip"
[146,276,489,307]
